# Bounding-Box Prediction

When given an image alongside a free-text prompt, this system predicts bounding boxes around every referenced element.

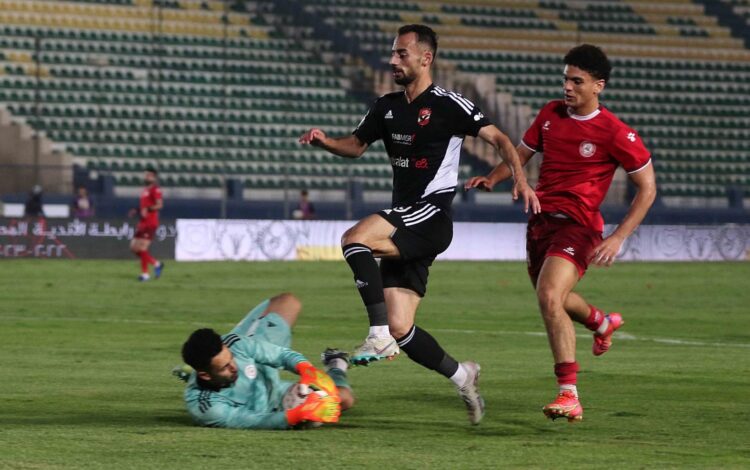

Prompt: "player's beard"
[393,69,415,86]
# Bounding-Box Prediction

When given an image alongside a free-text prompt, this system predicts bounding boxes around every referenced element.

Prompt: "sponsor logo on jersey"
[627,132,636,142]
[473,112,484,122]
[385,110,394,119]
[563,246,575,256]
[579,141,596,158]
[391,133,416,145]
[417,107,431,127]
[414,158,428,169]
[542,120,551,131]
[244,364,257,379]
[390,156,409,168]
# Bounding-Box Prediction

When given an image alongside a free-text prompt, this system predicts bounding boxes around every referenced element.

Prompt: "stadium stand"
[278,0,750,207]
[1,0,453,200]
[0,0,748,213]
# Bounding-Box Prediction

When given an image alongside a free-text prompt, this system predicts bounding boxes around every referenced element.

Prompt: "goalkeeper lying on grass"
[177,293,354,429]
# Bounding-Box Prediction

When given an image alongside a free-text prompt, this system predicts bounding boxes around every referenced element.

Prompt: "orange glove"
[296,362,339,399]
[285,392,341,426]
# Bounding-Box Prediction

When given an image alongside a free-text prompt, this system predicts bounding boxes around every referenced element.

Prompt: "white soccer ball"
[282,383,327,428]
[282,383,328,409]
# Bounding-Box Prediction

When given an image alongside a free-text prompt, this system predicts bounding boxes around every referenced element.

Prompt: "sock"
[584,305,609,335]
[555,362,579,397]
[369,325,390,338]
[342,243,387,327]
[396,325,459,379]
[449,363,468,387]
[326,368,351,391]
[138,251,150,274]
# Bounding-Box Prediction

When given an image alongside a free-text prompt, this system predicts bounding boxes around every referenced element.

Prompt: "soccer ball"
[282,383,327,428]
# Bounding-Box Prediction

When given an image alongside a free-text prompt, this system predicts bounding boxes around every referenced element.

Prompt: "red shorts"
[135,222,157,241]
[526,213,602,281]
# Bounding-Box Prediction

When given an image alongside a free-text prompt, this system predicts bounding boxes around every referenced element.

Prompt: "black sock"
[342,243,388,327]
[396,325,459,378]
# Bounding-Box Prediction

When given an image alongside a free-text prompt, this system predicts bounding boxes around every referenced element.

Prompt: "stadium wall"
[176,219,750,263]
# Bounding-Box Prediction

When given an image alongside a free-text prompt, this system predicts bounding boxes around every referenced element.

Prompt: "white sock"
[327,358,348,372]
[596,316,610,335]
[450,363,468,387]
[559,384,578,398]
[369,325,390,338]
[140,273,150,280]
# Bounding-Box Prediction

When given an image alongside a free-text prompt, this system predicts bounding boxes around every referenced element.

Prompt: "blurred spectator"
[24,185,44,217]
[72,186,95,218]
[292,189,316,220]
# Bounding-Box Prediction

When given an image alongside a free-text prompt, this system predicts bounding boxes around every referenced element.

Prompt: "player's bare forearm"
[591,164,656,266]
[472,126,540,213]
[610,165,657,240]
[299,129,367,159]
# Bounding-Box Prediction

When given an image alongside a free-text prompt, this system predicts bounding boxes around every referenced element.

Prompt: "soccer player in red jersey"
[466,44,657,421]
[130,167,164,282]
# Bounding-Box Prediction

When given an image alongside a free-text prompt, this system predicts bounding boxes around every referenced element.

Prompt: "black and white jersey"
[353,84,491,210]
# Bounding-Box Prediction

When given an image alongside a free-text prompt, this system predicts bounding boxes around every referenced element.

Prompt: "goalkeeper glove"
[296,362,339,399]
[285,392,341,426]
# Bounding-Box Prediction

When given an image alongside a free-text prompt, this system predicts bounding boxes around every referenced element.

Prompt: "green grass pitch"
[1,260,749,469]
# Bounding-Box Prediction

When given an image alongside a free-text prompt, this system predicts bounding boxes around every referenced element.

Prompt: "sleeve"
[455,99,492,137]
[611,125,652,174]
[352,99,383,145]
[189,395,289,430]
[237,337,307,373]
[153,187,163,201]
[520,103,550,153]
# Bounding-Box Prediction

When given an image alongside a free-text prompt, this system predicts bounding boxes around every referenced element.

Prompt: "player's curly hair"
[564,44,612,83]
[398,24,438,58]
[182,328,223,372]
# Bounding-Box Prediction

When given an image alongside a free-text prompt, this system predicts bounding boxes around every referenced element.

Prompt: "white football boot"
[350,335,399,366]
[456,361,485,425]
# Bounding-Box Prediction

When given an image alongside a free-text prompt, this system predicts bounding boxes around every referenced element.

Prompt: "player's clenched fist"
[296,362,339,399]
[285,392,341,425]
[299,128,327,146]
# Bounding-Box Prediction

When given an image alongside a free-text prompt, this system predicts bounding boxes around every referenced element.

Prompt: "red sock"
[583,305,605,331]
[138,251,155,273]
[554,362,579,386]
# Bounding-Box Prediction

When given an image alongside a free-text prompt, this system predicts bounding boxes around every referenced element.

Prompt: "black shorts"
[377,201,453,297]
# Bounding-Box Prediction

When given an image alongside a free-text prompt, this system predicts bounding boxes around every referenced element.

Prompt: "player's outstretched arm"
[471,126,540,214]
[590,163,657,267]
[299,128,368,159]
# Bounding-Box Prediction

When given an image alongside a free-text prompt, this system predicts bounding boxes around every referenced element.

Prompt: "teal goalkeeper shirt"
[183,333,307,429]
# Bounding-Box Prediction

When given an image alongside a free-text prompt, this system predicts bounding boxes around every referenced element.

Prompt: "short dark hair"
[398,24,438,58]
[564,44,612,83]
[145,165,158,175]
[182,328,223,372]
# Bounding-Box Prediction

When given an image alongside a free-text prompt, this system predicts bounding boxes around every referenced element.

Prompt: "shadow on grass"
[0,411,193,428]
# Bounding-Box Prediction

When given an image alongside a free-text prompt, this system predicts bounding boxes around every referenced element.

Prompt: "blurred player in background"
[466,44,657,422]
[129,167,164,282]
[178,293,353,429]
[300,24,539,425]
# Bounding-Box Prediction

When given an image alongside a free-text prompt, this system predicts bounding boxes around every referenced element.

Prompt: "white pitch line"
[1,316,749,349]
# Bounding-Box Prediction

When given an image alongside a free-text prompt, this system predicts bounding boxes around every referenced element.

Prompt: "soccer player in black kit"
[300,24,539,425]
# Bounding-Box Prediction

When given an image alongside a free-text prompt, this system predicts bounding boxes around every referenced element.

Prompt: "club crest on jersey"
[579,141,596,158]
[244,365,257,379]
[417,107,431,127]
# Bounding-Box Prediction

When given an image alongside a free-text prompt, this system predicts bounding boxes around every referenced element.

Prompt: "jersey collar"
[403,83,435,105]
[566,106,601,121]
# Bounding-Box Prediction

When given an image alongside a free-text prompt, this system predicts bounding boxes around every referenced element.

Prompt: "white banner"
[176,219,750,262]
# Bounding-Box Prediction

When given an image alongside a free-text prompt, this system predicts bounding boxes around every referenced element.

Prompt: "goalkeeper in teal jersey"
[180,293,355,429]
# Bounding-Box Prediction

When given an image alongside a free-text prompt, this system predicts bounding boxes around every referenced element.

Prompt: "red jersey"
[522,100,651,232]
[139,184,162,227]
